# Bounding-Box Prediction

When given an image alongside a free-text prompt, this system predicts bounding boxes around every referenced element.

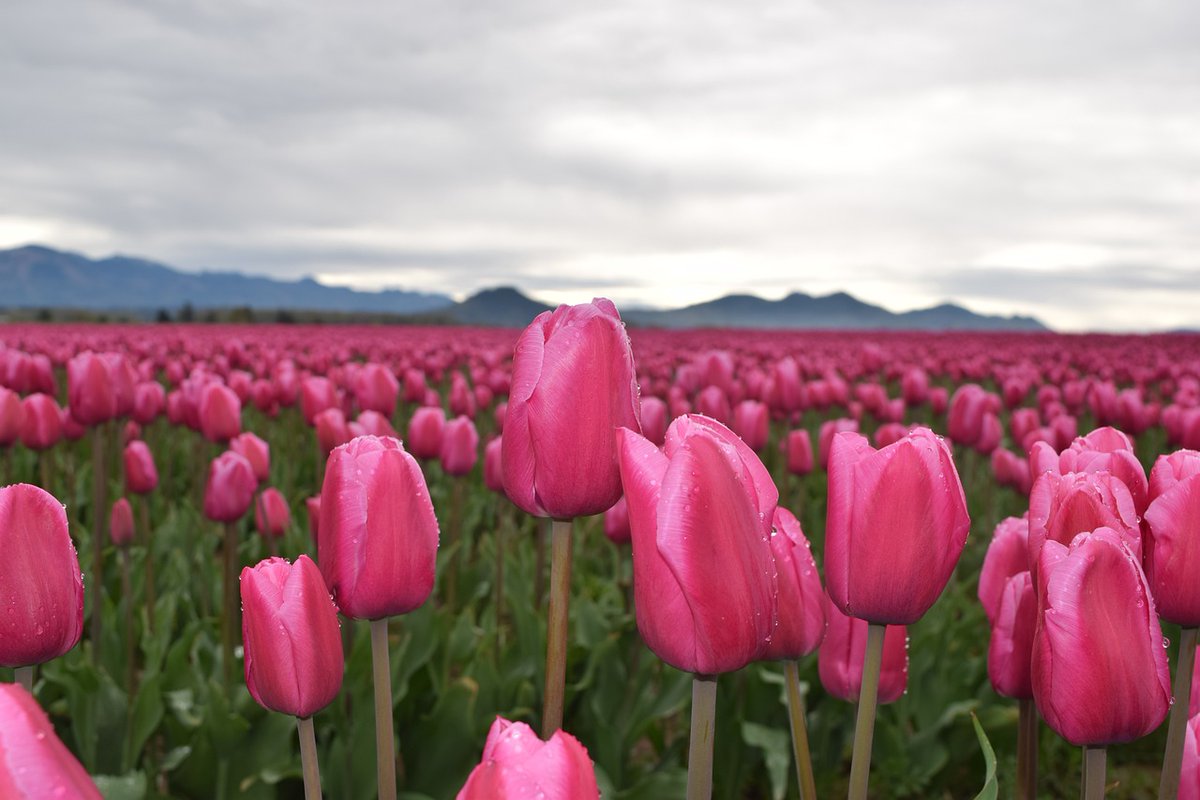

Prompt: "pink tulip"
[483,436,506,494]
[255,488,291,539]
[67,351,120,426]
[132,381,166,424]
[640,396,669,446]
[440,415,480,477]
[987,571,1036,699]
[110,498,135,548]
[760,507,825,661]
[305,495,321,544]
[318,436,439,619]
[240,555,344,718]
[300,376,338,425]
[818,596,908,704]
[929,387,949,416]
[230,432,270,484]
[1144,450,1200,625]
[19,393,61,451]
[974,412,1003,455]
[817,418,858,470]
[355,410,398,439]
[978,515,1031,624]
[872,422,909,449]
[124,440,159,495]
[1181,715,1200,800]
[695,385,732,426]
[825,427,970,624]
[1032,527,1170,746]
[615,415,777,674]
[449,372,477,419]
[456,717,599,800]
[199,382,242,443]
[1027,470,1140,569]
[991,447,1032,495]
[203,450,258,523]
[1059,427,1149,514]
[0,684,102,798]
[315,407,352,455]
[0,484,83,667]
[504,299,642,519]
[355,363,399,415]
[0,387,23,446]
[732,400,769,452]
[603,496,631,545]
[781,428,814,476]
[406,406,446,460]
[492,401,508,434]
[947,383,990,446]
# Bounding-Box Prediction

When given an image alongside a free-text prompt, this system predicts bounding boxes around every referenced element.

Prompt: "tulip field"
[2,313,1200,799]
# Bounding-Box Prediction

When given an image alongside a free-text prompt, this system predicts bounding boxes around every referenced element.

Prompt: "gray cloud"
[1,0,1198,329]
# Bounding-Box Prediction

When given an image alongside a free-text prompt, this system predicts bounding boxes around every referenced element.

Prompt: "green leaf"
[124,674,164,773]
[741,721,791,800]
[92,771,147,800]
[971,713,998,800]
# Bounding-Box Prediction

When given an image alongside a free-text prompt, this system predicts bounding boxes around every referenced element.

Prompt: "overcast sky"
[1,0,1198,331]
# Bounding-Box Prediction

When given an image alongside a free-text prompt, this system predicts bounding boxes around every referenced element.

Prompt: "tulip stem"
[1160,626,1198,800]
[541,517,574,738]
[139,496,156,633]
[297,716,322,800]
[14,666,33,693]
[784,661,817,800]
[90,425,108,661]
[121,547,135,696]
[370,618,397,800]
[1017,697,1038,800]
[687,674,718,800]
[847,623,886,800]
[221,521,239,691]
[494,502,505,659]
[1084,746,1107,799]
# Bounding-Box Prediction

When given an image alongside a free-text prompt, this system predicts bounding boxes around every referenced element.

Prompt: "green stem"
[541,518,574,738]
[222,521,239,691]
[139,496,156,633]
[371,618,397,800]
[1018,697,1039,800]
[686,674,719,800]
[1084,746,1107,800]
[90,425,108,661]
[847,623,886,800]
[121,547,135,697]
[297,716,322,800]
[494,501,505,659]
[784,661,817,800]
[14,665,33,693]
[216,756,229,800]
[1160,627,1198,800]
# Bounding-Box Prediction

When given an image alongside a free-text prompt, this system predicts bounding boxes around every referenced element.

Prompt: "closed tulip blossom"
[1144,450,1200,625]
[825,427,970,624]
[315,407,352,455]
[760,507,825,661]
[988,571,1036,699]
[110,498,135,548]
[318,435,439,620]
[355,362,400,415]
[440,415,480,477]
[1032,528,1170,747]
[0,684,102,799]
[204,450,258,523]
[456,717,599,800]
[1060,427,1150,515]
[255,487,291,539]
[305,495,321,544]
[132,380,166,424]
[356,410,398,439]
[503,298,641,519]
[0,386,24,446]
[124,440,159,494]
[1182,716,1200,800]
[406,406,446,460]
[781,428,814,476]
[640,396,669,446]
[818,597,908,704]
[732,400,769,452]
[818,418,858,470]
[199,382,242,443]
[19,393,61,450]
[1027,470,1140,568]
[0,484,83,669]
[67,351,119,426]
[230,432,270,484]
[978,515,1031,624]
[483,436,506,494]
[300,376,338,425]
[603,496,631,545]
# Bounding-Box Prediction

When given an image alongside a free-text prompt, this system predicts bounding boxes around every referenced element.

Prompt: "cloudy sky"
[1,0,1198,331]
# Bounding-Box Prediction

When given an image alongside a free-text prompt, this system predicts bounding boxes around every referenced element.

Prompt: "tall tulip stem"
[370,618,397,800]
[1160,626,1198,800]
[139,496,156,633]
[121,548,135,695]
[221,521,239,690]
[14,666,33,693]
[297,716,322,800]
[687,674,718,800]
[1084,746,1107,799]
[848,622,886,800]
[784,660,817,800]
[541,517,574,738]
[1017,697,1038,800]
[89,425,108,660]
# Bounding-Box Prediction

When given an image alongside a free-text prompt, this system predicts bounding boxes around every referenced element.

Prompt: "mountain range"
[0,245,1046,330]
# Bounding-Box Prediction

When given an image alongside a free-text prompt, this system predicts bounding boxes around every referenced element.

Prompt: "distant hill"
[0,244,1047,330]
[0,245,453,314]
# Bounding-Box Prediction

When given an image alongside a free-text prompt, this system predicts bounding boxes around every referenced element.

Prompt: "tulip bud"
[318,436,439,619]
[110,498,135,548]
[732,400,769,452]
[1181,715,1200,799]
[240,556,344,718]
[0,684,102,798]
[0,484,84,667]
[0,387,24,446]
[406,406,446,460]
[355,410,398,439]
[781,428,814,476]
[124,440,159,495]
[67,351,120,426]
[483,436,506,494]
[456,717,599,800]
[947,384,990,446]
[978,515,1030,624]
[132,381,166,424]
[817,418,858,470]
[825,427,970,624]
[440,415,480,477]
[300,376,338,425]
[616,415,777,674]
[19,393,61,451]
[1059,427,1149,514]
[305,495,321,545]
[203,450,258,523]
[1032,528,1170,746]
[355,363,399,415]
[987,571,1036,699]
[603,496,631,545]
[1028,470,1140,569]
[1144,450,1200,625]
[504,299,642,519]
[315,407,352,455]
[255,488,291,539]
[759,507,825,661]
[198,382,242,443]
[640,396,669,446]
[818,596,907,704]
[229,432,270,484]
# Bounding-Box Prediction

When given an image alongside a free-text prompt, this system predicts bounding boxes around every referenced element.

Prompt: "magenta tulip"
[1027,470,1140,568]
[124,440,159,495]
[818,597,908,704]
[640,396,669,446]
[759,507,825,661]
[825,427,970,624]
[817,418,858,470]
[203,450,258,523]
[318,435,439,619]
[1059,427,1150,514]
[440,415,480,477]
[978,515,1031,624]
[0,684,102,798]
[132,381,166,424]
[1032,527,1170,746]
[19,393,61,451]
[483,436,506,494]
[1181,715,1200,800]
[240,555,344,718]
[355,363,400,415]
[603,496,631,545]
[255,488,291,539]
[987,571,1036,699]
[406,406,446,460]
[0,387,24,446]
[110,498,135,548]
[1144,450,1200,625]
[615,414,777,674]
[300,376,338,425]
[504,299,641,519]
[781,429,814,476]
[230,432,270,484]
[732,400,769,452]
[199,382,241,443]
[456,717,599,800]
[0,484,83,667]
[67,351,119,426]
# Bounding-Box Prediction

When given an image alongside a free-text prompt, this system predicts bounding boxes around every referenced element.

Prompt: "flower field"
[1,316,1199,799]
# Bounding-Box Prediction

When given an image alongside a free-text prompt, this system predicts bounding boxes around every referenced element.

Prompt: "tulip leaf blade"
[970,713,998,800]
